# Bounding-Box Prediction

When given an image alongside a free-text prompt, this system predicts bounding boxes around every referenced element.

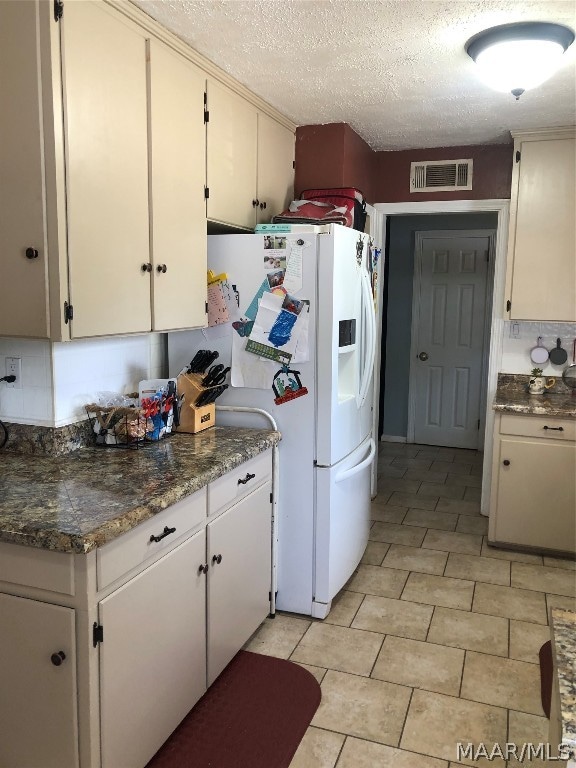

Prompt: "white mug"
[528,376,555,394]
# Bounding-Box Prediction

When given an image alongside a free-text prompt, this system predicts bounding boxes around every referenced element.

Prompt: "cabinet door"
[493,437,576,552]
[148,40,207,331]
[509,136,575,321]
[207,481,272,685]
[206,79,258,229]
[0,1,50,338]
[99,531,207,768]
[0,594,78,768]
[61,2,151,337]
[257,113,294,224]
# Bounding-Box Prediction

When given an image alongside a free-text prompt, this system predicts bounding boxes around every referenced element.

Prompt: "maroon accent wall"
[294,123,513,204]
[373,144,513,202]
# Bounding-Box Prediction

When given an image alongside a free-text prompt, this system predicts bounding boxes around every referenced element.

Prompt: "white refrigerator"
[168,224,377,618]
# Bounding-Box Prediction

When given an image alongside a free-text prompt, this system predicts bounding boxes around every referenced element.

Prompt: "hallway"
[246,442,575,767]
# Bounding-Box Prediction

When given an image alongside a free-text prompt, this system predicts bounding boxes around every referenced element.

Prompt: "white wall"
[501,321,576,375]
[0,334,165,427]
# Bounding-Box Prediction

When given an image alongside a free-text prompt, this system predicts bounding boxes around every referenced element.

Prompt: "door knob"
[418,352,429,361]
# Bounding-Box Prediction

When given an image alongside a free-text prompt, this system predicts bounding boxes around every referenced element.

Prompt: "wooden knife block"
[176,373,216,434]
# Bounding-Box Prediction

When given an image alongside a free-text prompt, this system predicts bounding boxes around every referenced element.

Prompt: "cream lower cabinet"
[489,413,576,554]
[0,451,273,768]
[207,482,272,685]
[505,128,576,321]
[0,594,79,768]
[99,532,207,768]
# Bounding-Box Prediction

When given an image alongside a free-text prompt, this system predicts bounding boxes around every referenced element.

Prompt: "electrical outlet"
[6,357,21,388]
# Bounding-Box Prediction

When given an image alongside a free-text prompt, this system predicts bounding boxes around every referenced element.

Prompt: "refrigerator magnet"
[272,368,308,405]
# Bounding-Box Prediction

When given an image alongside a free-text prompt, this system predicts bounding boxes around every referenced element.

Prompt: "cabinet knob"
[543,426,564,431]
[51,651,66,666]
[198,563,209,575]
[259,201,267,210]
[156,264,167,274]
[252,199,260,208]
[238,472,255,485]
[25,247,39,260]
[141,263,152,273]
[503,459,510,466]
[212,554,223,565]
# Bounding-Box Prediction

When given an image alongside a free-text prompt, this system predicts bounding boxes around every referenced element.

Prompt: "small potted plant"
[529,367,555,395]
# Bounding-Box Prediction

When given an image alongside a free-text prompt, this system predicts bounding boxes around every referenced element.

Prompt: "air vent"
[410,159,473,192]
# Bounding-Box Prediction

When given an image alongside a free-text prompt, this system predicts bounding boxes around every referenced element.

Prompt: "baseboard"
[380,435,407,443]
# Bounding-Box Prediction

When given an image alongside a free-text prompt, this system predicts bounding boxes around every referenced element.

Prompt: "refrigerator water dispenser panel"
[339,319,356,347]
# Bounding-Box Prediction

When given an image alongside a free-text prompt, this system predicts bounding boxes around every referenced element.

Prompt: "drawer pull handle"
[198,563,208,575]
[503,459,511,466]
[238,472,255,485]
[51,651,66,666]
[212,554,223,565]
[543,426,564,431]
[149,526,176,543]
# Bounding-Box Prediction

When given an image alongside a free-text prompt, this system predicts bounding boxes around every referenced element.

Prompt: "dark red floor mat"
[146,650,321,768]
[539,640,553,719]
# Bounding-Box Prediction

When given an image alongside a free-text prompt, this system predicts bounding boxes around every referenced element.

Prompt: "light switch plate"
[5,357,21,388]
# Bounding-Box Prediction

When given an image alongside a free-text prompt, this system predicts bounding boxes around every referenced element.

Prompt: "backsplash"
[0,334,163,429]
[501,321,576,376]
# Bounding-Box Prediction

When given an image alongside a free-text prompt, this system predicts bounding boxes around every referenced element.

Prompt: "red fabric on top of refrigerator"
[272,199,353,227]
[299,188,366,231]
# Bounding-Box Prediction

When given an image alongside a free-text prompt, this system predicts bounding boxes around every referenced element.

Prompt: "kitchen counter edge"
[0,427,280,555]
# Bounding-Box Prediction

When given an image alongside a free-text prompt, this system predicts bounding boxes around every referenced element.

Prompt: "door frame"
[374,199,510,517]
[407,229,496,449]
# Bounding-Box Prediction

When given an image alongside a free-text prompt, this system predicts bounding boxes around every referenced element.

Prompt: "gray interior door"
[411,232,490,449]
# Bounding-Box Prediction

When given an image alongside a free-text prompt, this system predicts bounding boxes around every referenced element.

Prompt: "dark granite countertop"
[551,609,576,757]
[0,427,280,554]
[493,374,576,418]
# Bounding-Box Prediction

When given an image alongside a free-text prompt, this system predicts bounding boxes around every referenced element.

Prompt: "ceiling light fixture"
[465,22,575,100]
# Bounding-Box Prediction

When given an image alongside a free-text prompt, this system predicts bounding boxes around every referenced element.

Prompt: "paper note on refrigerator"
[283,244,303,293]
[207,281,230,327]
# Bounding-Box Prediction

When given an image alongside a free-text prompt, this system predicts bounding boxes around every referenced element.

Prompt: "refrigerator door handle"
[335,439,375,484]
[357,269,376,408]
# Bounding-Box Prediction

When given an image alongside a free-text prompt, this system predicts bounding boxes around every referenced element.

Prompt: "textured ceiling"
[131,0,576,150]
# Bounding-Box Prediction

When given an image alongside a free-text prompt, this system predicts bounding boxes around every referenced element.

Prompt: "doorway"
[408,230,495,449]
[378,212,499,448]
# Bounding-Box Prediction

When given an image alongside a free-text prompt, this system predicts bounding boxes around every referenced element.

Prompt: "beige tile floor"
[244,442,576,768]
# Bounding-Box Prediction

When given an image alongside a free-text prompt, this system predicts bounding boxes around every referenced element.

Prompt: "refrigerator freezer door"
[313,436,375,618]
[316,227,375,467]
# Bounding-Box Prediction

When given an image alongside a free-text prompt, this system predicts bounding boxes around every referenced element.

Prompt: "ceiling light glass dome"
[466,22,575,99]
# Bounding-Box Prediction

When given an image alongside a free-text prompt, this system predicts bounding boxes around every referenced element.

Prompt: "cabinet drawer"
[499,414,576,441]
[208,450,272,518]
[97,488,206,590]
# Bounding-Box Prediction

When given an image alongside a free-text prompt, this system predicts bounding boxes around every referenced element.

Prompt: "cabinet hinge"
[205,301,208,314]
[515,150,521,163]
[54,0,63,21]
[270,492,273,504]
[203,92,209,123]
[92,623,103,647]
[506,299,511,312]
[292,160,295,169]
[204,186,210,200]
[64,301,73,324]
[477,419,480,430]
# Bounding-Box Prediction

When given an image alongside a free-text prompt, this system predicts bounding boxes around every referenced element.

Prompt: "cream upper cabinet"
[148,39,207,331]
[0,0,62,339]
[62,1,151,338]
[505,128,576,321]
[206,79,258,230]
[256,113,295,224]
